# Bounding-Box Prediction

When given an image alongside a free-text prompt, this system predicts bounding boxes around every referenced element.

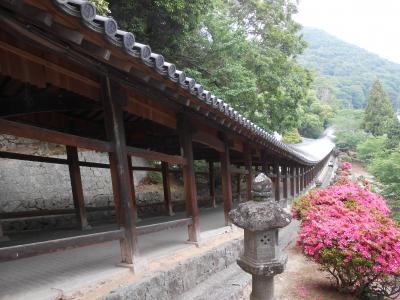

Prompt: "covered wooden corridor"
[0,0,333,270]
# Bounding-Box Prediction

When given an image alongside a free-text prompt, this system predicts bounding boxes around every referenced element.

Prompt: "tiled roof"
[47,0,331,164]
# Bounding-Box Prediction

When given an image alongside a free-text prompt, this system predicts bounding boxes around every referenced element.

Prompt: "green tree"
[282,128,302,144]
[298,89,333,138]
[386,121,400,149]
[183,0,312,132]
[369,147,400,220]
[108,0,210,60]
[363,80,397,136]
[299,28,400,109]
[94,0,317,134]
[356,135,387,163]
[335,130,367,151]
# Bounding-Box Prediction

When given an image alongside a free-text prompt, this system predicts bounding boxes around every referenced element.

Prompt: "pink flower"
[293,179,400,291]
[341,162,352,171]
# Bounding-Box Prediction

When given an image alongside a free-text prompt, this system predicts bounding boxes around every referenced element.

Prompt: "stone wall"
[0,134,154,231]
[0,135,219,232]
[0,151,149,214]
[99,238,244,300]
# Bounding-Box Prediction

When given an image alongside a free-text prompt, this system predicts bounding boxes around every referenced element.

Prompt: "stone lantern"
[229,173,291,300]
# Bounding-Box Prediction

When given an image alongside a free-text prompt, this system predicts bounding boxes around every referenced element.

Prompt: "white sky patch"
[294,0,400,64]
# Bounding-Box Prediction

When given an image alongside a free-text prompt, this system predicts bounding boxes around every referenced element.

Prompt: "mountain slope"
[298,28,400,110]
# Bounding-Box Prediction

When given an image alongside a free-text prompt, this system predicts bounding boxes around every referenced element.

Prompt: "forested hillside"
[299,28,400,110]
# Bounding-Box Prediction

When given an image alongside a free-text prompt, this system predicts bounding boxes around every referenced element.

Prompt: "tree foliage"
[108,0,210,60]
[90,0,110,15]
[356,136,387,163]
[105,0,322,134]
[331,109,366,150]
[299,28,400,110]
[386,121,400,149]
[369,147,400,220]
[282,128,302,144]
[181,0,313,132]
[298,90,333,138]
[363,80,397,136]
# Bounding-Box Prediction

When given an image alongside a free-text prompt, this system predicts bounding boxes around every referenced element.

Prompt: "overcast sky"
[294,0,400,64]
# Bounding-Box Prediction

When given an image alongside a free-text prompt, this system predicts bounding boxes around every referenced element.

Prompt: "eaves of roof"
[7,0,332,165]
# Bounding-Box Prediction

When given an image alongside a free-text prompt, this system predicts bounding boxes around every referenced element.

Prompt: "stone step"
[176,263,251,300]
[99,217,300,300]
[99,236,244,300]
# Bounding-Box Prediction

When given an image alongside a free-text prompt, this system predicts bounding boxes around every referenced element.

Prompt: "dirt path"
[350,161,371,178]
[274,244,358,300]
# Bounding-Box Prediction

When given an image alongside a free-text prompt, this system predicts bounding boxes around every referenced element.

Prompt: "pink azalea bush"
[341,161,352,171]
[293,181,400,298]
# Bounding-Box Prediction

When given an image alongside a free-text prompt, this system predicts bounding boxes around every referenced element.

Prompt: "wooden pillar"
[66,145,90,230]
[296,167,300,195]
[208,161,216,207]
[236,174,241,202]
[300,167,304,191]
[244,144,253,201]
[127,156,138,220]
[178,116,200,242]
[162,162,174,216]
[290,165,295,198]
[102,76,138,265]
[274,163,281,202]
[282,165,288,200]
[220,140,233,226]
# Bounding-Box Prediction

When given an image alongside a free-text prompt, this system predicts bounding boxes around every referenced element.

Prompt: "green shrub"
[335,129,367,151]
[282,128,302,144]
[369,147,400,217]
[356,135,387,163]
[339,153,352,162]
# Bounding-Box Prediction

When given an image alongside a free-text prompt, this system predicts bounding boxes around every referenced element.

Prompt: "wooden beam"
[66,146,90,230]
[0,151,67,164]
[79,161,110,169]
[0,151,160,172]
[220,139,233,226]
[244,144,253,201]
[0,92,98,117]
[0,207,113,219]
[0,40,100,89]
[132,166,161,172]
[0,119,112,152]
[178,115,200,242]
[208,161,216,208]
[161,162,173,216]
[137,218,192,235]
[0,229,124,262]
[192,131,224,152]
[102,76,138,265]
[127,146,186,165]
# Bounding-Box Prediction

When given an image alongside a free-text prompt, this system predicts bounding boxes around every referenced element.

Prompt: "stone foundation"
[99,238,244,300]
